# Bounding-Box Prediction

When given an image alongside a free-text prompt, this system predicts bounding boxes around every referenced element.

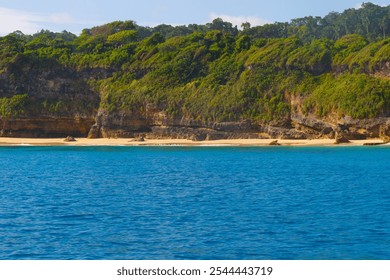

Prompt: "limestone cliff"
[1,32,389,140]
[0,57,99,137]
[85,103,390,141]
[1,60,389,140]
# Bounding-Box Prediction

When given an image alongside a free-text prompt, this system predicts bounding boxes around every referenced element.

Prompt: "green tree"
[241,22,251,31]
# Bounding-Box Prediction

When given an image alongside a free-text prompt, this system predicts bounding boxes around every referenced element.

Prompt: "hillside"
[0,2,389,140]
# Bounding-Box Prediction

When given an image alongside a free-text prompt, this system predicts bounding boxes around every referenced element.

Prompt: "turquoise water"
[0,146,389,260]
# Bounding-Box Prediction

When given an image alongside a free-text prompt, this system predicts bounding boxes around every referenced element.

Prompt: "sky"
[0,0,389,36]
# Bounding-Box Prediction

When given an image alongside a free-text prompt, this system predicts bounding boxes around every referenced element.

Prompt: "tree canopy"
[0,3,389,124]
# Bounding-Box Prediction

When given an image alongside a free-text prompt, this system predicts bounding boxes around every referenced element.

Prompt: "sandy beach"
[0,137,388,146]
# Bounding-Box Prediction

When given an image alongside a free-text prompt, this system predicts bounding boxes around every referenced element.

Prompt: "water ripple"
[0,146,389,259]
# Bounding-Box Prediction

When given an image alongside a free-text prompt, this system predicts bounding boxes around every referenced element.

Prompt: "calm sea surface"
[0,146,389,260]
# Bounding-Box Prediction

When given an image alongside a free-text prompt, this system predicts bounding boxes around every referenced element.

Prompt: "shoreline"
[0,137,388,147]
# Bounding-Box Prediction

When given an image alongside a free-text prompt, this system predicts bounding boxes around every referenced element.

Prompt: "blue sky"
[0,0,388,35]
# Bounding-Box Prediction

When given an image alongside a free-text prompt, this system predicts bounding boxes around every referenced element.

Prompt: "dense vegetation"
[0,2,389,124]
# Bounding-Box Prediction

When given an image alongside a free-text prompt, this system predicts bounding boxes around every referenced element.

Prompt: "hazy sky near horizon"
[0,0,388,35]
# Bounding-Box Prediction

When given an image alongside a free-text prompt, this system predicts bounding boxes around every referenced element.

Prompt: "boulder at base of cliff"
[269,140,281,146]
[190,133,207,141]
[380,123,390,143]
[334,133,350,144]
[64,136,77,142]
[88,124,101,138]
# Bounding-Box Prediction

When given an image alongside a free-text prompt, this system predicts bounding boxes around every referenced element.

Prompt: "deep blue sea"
[0,146,389,260]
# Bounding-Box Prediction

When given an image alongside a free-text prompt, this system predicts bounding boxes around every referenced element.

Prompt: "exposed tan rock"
[379,122,390,143]
[334,132,351,144]
[269,140,281,146]
[1,117,95,138]
[64,136,76,142]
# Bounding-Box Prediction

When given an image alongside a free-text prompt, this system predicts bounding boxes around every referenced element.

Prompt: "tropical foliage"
[0,2,389,123]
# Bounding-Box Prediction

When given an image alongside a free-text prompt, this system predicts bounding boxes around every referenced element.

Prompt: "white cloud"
[0,7,42,35]
[0,7,95,36]
[355,3,363,9]
[209,13,271,28]
[49,12,76,24]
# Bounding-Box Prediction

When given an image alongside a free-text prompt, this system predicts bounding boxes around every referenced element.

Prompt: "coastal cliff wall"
[84,60,390,141]
[1,17,389,140]
[1,60,389,140]
[84,103,390,141]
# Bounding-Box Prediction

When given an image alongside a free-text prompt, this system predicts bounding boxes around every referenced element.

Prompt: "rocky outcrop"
[290,94,390,141]
[0,117,95,137]
[0,59,99,138]
[379,121,390,142]
[87,108,265,140]
[2,92,390,140]
[64,136,77,142]
[291,113,335,138]
[269,140,281,146]
[80,95,390,140]
[85,105,314,140]
[334,132,351,144]
[291,112,389,140]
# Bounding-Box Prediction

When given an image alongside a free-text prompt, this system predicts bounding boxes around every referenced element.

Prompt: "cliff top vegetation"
[0,2,389,123]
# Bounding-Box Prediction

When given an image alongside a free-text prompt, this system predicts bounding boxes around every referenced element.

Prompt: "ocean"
[0,146,389,260]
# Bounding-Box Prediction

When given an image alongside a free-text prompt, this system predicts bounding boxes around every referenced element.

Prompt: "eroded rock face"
[82,102,390,141]
[380,121,390,142]
[0,62,99,138]
[1,62,389,140]
[3,94,390,140]
[291,113,335,138]
[289,94,390,141]
[334,132,351,144]
[0,117,95,137]
[87,108,265,140]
